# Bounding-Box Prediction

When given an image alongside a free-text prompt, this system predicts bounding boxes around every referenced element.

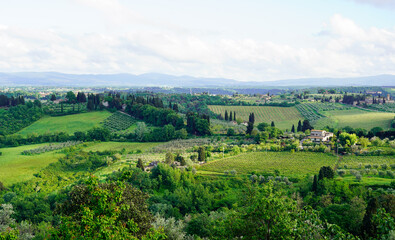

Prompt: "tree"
[0,181,6,192]
[227,128,235,136]
[198,147,206,162]
[302,120,313,132]
[338,132,357,147]
[318,166,334,180]
[229,111,233,122]
[271,121,275,127]
[246,122,254,135]
[50,94,56,101]
[176,154,186,166]
[165,152,174,164]
[233,112,236,121]
[135,122,147,142]
[137,158,145,171]
[291,124,295,133]
[66,91,76,103]
[297,120,302,132]
[53,177,164,239]
[312,175,318,193]
[257,122,269,131]
[224,110,228,121]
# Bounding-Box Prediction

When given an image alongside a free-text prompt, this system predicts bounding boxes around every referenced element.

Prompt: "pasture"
[208,105,303,130]
[17,111,112,136]
[199,152,338,177]
[0,143,64,186]
[314,108,394,130]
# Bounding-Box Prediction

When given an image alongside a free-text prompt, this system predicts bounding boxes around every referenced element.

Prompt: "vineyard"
[367,103,395,113]
[21,141,82,155]
[295,103,325,122]
[103,112,136,132]
[208,105,303,130]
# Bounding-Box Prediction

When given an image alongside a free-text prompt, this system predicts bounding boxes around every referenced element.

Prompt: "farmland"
[17,111,112,136]
[199,152,338,177]
[103,111,136,132]
[208,105,303,130]
[314,108,394,130]
[82,141,160,153]
[0,143,64,185]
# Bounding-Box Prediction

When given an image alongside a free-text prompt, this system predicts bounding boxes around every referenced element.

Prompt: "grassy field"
[82,142,160,153]
[199,152,338,177]
[313,108,394,130]
[208,105,303,130]
[0,143,64,186]
[18,111,112,136]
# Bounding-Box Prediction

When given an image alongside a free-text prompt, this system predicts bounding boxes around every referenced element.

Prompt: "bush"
[371,169,378,175]
[337,170,346,177]
[379,171,386,177]
[230,169,237,175]
[373,164,379,169]
[381,164,388,170]
[386,171,395,179]
[355,173,362,182]
[365,164,372,169]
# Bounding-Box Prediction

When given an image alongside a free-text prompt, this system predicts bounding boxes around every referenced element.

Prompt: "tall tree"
[271,121,275,127]
[198,146,206,162]
[225,110,228,121]
[291,124,295,133]
[297,120,302,132]
[229,111,233,122]
[136,158,144,171]
[246,121,254,135]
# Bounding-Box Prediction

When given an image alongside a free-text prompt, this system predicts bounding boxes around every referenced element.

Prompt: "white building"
[308,130,333,142]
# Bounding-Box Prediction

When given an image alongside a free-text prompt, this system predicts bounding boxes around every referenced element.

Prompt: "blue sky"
[0,0,394,81]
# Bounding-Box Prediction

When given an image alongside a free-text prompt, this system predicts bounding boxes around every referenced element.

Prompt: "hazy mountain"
[0,72,394,87]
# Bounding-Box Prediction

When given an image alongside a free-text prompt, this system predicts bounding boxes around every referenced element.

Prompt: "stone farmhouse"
[308,130,333,143]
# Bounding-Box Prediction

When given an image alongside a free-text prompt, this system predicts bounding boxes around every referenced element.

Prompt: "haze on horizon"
[1,0,395,82]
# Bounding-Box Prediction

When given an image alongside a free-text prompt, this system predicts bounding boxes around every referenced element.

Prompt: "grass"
[313,108,394,130]
[0,143,64,186]
[17,111,112,136]
[208,105,303,130]
[199,152,338,177]
[82,142,160,152]
[341,155,394,168]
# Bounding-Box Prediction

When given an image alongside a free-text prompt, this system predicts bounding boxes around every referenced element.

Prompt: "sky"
[0,0,395,82]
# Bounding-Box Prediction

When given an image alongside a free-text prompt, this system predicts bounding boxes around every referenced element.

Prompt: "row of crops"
[208,105,302,123]
[21,141,82,155]
[295,104,326,122]
[304,103,350,112]
[367,103,395,113]
[102,112,136,132]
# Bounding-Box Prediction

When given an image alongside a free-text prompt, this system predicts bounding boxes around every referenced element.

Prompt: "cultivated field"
[0,143,64,185]
[314,108,394,130]
[17,111,112,136]
[208,105,303,130]
[82,141,160,153]
[199,152,338,177]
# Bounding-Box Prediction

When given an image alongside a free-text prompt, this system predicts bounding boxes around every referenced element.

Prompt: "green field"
[0,143,64,186]
[82,142,160,152]
[199,152,338,177]
[314,108,394,130]
[17,111,112,136]
[208,105,303,130]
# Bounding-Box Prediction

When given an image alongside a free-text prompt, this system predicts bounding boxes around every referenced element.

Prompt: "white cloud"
[0,13,395,81]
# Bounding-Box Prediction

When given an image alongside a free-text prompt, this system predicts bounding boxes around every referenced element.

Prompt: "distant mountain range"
[0,72,394,87]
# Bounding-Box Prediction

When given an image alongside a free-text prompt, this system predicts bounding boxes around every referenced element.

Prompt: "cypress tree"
[271,121,275,127]
[291,124,295,133]
[312,175,318,193]
[136,158,144,171]
[229,111,233,121]
[225,110,228,121]
[233,112,236,121]
[297,120,302,132]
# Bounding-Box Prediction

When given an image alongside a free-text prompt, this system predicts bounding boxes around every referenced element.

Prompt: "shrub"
[230,169,237,175]
[381,164,388,170]
[337,170,346,177]
[355,173,362,182]
[365,164,372,169]
[371,169,378,175]
[373,164,379,169]
[386,171,395,179]
[379,171,386,177]
[343,164,348,169]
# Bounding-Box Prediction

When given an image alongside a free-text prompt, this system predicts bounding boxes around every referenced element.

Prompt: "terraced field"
[208,105,303,130]
[17,111,112,136]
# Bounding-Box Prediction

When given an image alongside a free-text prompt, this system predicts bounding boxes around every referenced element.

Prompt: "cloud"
[349,0,395,9]
[0,14,395,81]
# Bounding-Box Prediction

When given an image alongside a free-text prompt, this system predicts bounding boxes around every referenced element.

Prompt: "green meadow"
[17,111,112,136]
[0,143,64,186]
